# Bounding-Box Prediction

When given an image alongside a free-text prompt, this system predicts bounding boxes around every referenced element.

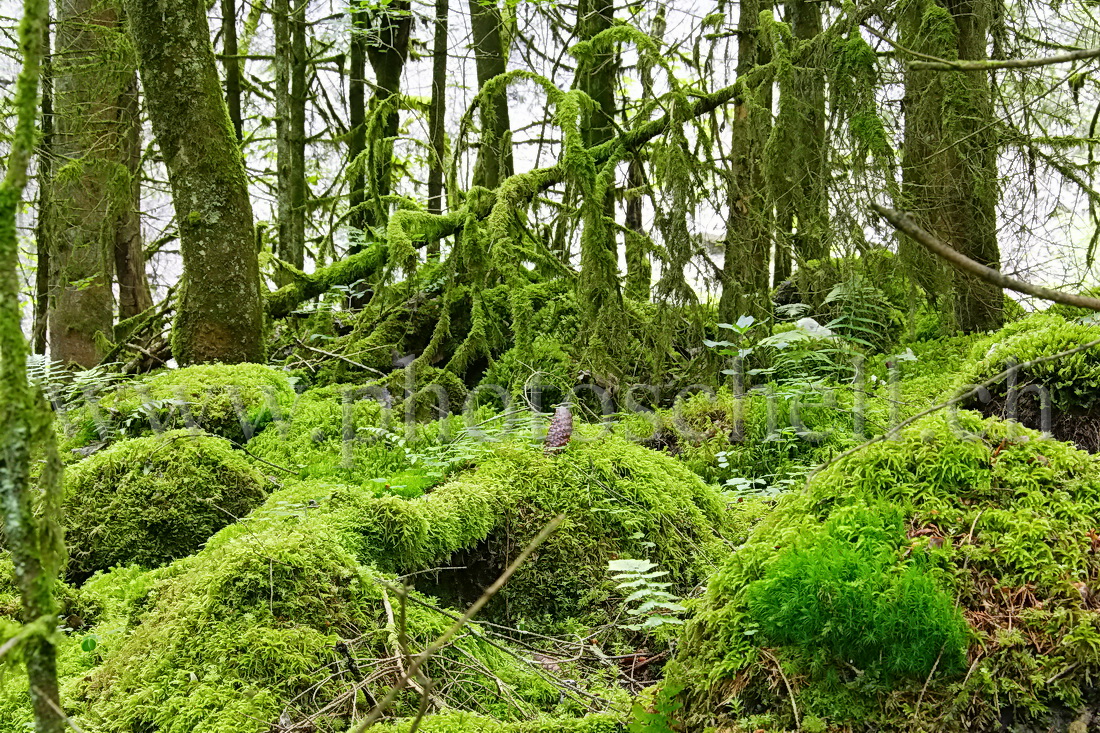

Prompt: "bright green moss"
[954,312,1100,410]
[667,413,1100,731]
[68,510,597,732]
[63,430,268,581]
[105,363,296,443]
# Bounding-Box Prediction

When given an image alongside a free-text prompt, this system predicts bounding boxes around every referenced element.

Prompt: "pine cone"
[544,403,573,454]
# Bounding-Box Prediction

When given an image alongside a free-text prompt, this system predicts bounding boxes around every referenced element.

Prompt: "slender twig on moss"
[349,514,563,731]
[872,204,1100,312]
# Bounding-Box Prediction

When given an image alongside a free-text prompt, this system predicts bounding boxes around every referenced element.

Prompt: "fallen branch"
[872,203,1100,312]
[910,47,1100,71]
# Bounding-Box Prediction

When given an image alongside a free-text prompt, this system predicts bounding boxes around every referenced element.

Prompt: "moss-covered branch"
[266,241,389,318]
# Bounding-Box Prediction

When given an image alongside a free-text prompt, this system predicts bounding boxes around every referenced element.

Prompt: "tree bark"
[123,0,264,364]
[113,69,152,323]
[720,0,773,322]
[274,0,307,274]
[623,156,650,300]
[901,0,1002,332]
[427,0,449,227]
[221,0,244,143]
[32,15,51,355]
[348,4,367,232]
[48,0,130,367]
[468,0,512,189]
[576,0,616,149]
[770,0,826,283]
[364,1,412,230]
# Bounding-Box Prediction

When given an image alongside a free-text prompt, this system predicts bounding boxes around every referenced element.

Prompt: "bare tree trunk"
[468,0,512,189]
[32,14,51,355]
[274,0,307,274]
[123,0,264,364]
[113,70,152,322]
[427,0,449,227]
[221,0,244,143]
[0,1,67,730]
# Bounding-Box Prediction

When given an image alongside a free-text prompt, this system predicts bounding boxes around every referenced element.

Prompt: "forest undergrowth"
[5,259,1100,732]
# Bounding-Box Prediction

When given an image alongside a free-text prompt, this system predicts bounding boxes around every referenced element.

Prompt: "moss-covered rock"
[665,413,1100,732]
[104,363,296,443]
[64,430,269,581]
[65,499,619,731]
[954,312,1100,450]
[348,433,735,627]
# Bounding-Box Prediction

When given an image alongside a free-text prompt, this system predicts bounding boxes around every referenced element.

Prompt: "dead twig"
[349,514,564,731]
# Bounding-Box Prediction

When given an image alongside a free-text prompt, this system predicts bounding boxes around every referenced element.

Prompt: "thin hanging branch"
[910,47,1100,71]
[872,203,1100,312]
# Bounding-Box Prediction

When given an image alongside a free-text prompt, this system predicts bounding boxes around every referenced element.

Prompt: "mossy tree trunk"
[769,0,826,283]
[47,0,134,367]
[468,0,513,189]
[364,0,412,230]
[577,0,617,149]
[123,0,264,364]
[720,0,773,322]
[348,4,367,233]
[624,156,650,300]
[32,14,52,355]
[274,0,308,275]
[901,0,1002,332]
[0,0,67,730]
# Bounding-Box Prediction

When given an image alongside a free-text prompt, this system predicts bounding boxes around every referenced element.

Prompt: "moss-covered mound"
[245,383,458,492]
[340,433,734,626]
[64,430,269,581]
[955,312,1100,450]
[63,499,622,731]
[663,413,1100,732]
[104,363,296,443]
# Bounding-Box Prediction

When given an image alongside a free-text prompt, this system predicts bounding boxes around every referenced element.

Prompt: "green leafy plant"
[608,558,686,632]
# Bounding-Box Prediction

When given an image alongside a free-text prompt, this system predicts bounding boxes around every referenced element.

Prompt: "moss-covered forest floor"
[6,292,1100,733]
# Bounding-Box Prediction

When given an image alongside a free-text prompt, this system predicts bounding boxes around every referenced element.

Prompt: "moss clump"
[955,312,1100,410]
[366,433,734,627]
[105,363,296,443]
[666,413,1100,731]
[67,501,610,731]
[63,430,268,581]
